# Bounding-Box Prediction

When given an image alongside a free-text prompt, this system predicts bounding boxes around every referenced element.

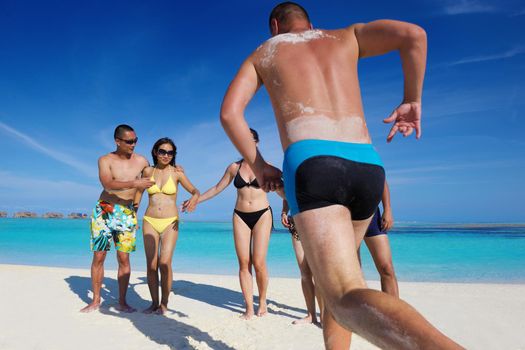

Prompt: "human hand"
[383,102,422,143]
[381,209,394,231]
[281,212,290,228]
[254,162,283,193]
[134,178,155,190]
[182,196,199,213]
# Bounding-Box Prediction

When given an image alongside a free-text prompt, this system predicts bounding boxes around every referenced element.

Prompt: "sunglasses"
[157,149,175,157]
[118,137,138,145]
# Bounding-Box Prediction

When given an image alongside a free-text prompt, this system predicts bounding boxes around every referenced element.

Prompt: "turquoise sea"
[1,218,524,283]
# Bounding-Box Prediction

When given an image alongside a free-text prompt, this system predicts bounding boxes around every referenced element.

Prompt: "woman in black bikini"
[193,129,273,319]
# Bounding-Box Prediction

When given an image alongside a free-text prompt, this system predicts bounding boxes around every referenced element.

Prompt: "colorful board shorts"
[90,200,137,253]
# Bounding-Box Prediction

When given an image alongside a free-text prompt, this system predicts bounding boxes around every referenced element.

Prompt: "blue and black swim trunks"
[283,139,385,220]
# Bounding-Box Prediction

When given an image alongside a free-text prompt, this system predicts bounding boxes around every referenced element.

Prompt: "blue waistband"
[282,139,383,216]
[283,139,383,171]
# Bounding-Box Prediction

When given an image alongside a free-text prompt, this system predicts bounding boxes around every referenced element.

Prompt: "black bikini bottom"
[234,206,272,230]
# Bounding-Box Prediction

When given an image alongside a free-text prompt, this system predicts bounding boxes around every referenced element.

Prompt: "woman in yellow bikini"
[140,137,200,314]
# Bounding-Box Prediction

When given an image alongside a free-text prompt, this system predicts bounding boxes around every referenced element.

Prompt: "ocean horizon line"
[1,216,525,230]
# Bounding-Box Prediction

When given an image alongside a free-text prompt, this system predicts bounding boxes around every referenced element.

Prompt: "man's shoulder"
[98,152,114,163]
[254,28,355,53]
[131,153,149,164]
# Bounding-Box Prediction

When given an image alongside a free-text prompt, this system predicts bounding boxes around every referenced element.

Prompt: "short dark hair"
[151,137,177,166]
[114,124,134,139]
[250,128,260,143]
[269,2,310,32]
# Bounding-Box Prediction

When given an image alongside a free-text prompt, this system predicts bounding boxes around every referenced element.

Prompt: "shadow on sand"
[173,279,306,320]
[65,275,234,350]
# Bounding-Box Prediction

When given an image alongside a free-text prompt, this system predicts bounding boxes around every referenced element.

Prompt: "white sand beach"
[0,264,524,350]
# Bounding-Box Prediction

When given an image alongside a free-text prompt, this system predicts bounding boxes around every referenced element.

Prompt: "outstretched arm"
[353,20,427,142]
[177,169,200,213]
[197,164,237,204]
[220,57,283,191]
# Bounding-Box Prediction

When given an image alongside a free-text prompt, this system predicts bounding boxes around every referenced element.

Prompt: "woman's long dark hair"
[151,137,177,166]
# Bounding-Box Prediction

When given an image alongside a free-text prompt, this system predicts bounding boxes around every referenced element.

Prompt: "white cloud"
[0,171,99,213]
[510,8,525,16]
[443,0,496,15]
[0,121,97,177]
[387,159,520,177]
[446,47,525,66]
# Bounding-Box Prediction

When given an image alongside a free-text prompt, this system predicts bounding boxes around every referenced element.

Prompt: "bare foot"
[155,304,168,315]
[239,309,254,320]
[142,303,159,314]
[292,315,316,325]
[256,302,267,317]
[116,303,136,313]
[80,301,100,313]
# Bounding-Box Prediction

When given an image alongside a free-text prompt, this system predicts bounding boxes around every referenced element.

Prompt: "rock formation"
[68,212,88,219]
[43,212,64,219]
[13,211,38,218]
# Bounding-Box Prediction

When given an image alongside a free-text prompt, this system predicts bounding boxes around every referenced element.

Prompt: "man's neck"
[280,20,311,34]
[114,150,132,159]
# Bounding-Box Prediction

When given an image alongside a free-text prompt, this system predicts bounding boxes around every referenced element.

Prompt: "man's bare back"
[252,28,370,149]
[220,3,461,349]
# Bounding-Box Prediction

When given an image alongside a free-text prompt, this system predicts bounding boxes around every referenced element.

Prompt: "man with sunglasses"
[81,124,154,313]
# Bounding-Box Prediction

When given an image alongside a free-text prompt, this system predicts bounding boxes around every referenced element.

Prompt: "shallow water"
[0,218,524,283]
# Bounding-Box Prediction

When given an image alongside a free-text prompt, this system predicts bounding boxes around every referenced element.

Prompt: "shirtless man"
[220,2,462,349]
[80,124,154,313]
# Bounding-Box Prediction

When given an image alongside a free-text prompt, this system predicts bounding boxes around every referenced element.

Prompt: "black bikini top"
[233,160,260,189]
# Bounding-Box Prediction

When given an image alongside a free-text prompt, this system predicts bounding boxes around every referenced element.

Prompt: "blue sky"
[0,0,524,222]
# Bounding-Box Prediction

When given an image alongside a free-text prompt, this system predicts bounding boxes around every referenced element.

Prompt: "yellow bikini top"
[147,167,177,195]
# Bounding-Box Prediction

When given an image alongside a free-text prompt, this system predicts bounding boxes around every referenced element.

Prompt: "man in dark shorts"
[362,180,398,297]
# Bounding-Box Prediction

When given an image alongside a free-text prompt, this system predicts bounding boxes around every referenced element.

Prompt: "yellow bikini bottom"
[143,215,178,234]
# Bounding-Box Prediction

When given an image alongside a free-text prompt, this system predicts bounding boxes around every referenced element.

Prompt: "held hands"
[181,195,199,213]
[281,212,290,228]
[383,102,422,143]
[134,178,155,191]
[254,162,283,193]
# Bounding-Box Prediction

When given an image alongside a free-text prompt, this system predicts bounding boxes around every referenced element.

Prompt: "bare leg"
[233,213,255,319]
[323,309,351,350]
[295,205,463,350]
[80,251,107,312]
[142,220,160,313]
[252,209,272,317]
[364,235,399,297]
[316,284,324,324]
[291,237,318,324]
[157,221,179,314]
[116,250,135,313]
